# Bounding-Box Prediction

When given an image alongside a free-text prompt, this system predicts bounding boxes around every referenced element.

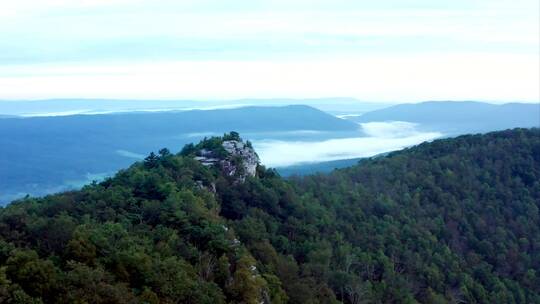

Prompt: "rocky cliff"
[221,140,259,178]
[191,136,259,182]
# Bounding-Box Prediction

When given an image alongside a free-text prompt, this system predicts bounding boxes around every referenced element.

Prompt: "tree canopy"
[0,128,539,303]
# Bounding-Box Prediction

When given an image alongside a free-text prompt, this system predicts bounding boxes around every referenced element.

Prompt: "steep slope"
[1,129,539,303]
[349,101,540,135]
[219,128,540,303]
[287,128,540,303]
[0,135,278,304]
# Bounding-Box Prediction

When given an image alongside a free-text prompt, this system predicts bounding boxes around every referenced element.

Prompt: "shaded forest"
[1,128,539,303]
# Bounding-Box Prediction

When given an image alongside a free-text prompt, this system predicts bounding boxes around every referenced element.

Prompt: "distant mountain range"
[0,97,391,117]
[1,100,538,204]
[276,157,364,177]
[348,101,540,135]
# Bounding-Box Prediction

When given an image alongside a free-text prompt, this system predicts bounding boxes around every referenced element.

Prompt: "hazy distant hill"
[276,157,364,177]
[0,97,391,117]
[0,99,205,116]
[350,101,540,135]
[0,105,358,203]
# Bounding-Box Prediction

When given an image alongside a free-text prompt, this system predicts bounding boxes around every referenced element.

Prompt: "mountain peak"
[183,132,260,182]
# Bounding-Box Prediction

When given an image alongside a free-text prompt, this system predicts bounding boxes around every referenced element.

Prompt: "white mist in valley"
[254,121,442,167]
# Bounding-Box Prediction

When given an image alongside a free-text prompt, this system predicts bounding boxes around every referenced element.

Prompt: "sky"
[0,0,538,102]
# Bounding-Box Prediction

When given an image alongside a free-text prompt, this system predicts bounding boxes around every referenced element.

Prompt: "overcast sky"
[0,0,538,102]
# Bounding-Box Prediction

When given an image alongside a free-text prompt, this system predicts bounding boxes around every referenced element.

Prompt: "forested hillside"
[1,129,539,303]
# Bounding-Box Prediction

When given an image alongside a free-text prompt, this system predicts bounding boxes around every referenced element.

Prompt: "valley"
[1,101,538,204]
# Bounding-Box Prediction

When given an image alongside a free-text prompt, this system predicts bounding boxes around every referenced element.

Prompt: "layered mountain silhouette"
[347,101,540,135]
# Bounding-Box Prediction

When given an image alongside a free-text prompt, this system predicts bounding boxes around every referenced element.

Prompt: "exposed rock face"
[194,156,220,167]
[193,140,259,182]
[221,140,259,178]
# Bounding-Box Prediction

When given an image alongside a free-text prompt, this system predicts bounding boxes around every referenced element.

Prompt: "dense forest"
[0,128,539,303]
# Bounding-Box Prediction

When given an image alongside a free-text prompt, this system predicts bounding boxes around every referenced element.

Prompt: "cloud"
[253,121,442,167]
[116,149,145,159]
[360,121,421,138]
[0,1,537,64]
[0,0,537,101]
[0,53,537,102]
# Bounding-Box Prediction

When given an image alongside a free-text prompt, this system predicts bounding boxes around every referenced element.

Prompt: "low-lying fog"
[254,121,442,167]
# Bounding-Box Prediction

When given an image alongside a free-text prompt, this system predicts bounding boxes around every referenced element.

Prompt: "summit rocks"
[221,140,259,178]
[192,136,260,182]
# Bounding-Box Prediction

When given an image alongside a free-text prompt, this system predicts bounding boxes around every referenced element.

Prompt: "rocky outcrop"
[193,139,259,182]
[221,140,259,178]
